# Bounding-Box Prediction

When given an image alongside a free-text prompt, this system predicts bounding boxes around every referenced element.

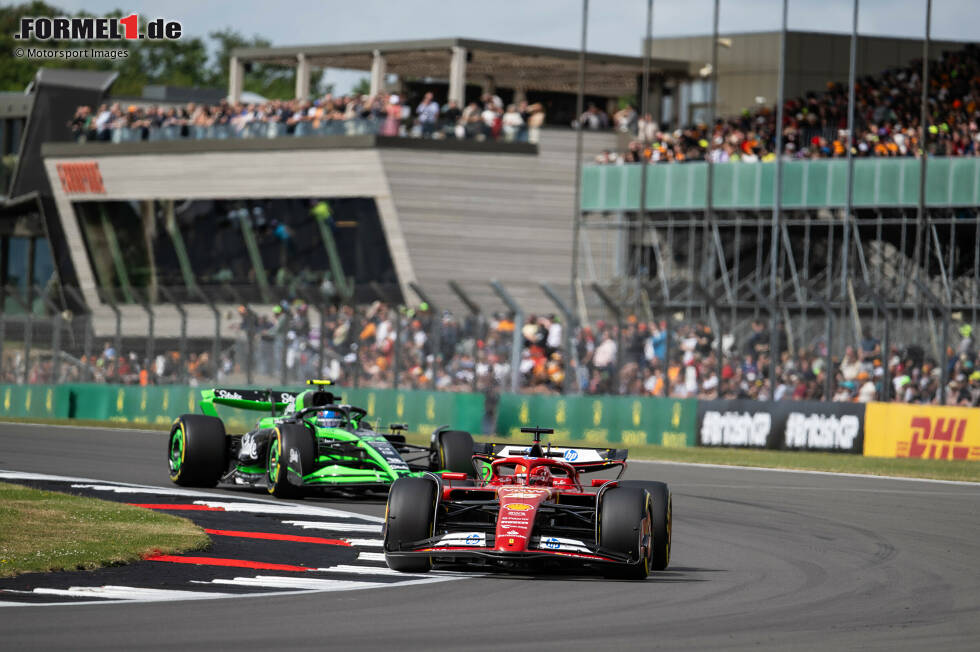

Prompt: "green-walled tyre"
[168,414,226,487]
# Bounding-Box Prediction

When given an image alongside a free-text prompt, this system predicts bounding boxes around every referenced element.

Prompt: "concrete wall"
[42,130,619,336]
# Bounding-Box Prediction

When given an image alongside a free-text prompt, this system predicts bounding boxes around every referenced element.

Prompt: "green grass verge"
[0,481,210,578]
[2,416,978,483]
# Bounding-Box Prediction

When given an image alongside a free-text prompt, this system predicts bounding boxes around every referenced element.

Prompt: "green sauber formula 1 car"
[167,380,475,497]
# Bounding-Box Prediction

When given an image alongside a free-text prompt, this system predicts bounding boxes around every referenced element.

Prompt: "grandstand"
[0,30,977,407]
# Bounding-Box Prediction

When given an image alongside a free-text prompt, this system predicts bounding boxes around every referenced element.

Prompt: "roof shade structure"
[230,37,689,99]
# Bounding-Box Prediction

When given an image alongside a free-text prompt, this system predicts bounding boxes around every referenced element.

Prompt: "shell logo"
[506,503,533,511]
[3,388,10,411]
[367,393,376,416]
[556,400,566,425]
[45,389,53,413]
[396,394,405,418]
[25,389,32,412]
[519,401,529,424]
[632,401,642,426]
[426,395,436,421]
[671,402,682,428]
[592,400,602,426]
[116,388,125,412]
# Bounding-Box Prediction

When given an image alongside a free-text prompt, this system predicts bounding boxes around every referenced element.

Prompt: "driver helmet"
[529,466,553,487]
[316,409,343,428]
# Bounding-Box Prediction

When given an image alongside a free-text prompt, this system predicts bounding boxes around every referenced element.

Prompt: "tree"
[351,77,371,97]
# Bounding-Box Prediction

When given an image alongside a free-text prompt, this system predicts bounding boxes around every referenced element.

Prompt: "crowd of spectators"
[69,91,547,144]
[595,44,980,164]
[222,300,980,407]
[4,295,976,407]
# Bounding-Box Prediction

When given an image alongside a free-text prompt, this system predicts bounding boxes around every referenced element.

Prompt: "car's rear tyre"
[384,477,437,573]
[169,414,226,487]
[599,486,652,580]
[433,430,475,476]
[617,480,671,570]
[267,424,314,499]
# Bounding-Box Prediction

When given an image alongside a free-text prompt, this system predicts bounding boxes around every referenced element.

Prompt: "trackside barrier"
[0,384,484,435]
[495,394,697,447]
[697,399,866,453]
[864,402,980,461]
[0,385,72,420]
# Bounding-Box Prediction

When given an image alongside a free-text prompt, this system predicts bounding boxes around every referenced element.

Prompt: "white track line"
[358,552,386,562]
[631,458,980,487]
[201,576,389,590]
[193,501,383,522]
[33,586,233,601]
[282,520,382,533]
[312,564,429,577]
[343,538,384,547]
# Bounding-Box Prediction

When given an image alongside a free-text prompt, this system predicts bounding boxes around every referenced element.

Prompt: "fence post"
[409,281,440,389]
[803,281,836,401]
[855,279,890,401]
[223,284,253,385]
[590,282,623,395]
[34,285,63,384]
[914,278,950,404]
[63,286,93,380]
[160,286,187,384]
[490,280,524,393]
[195,286,222,383]
[539,282,580,394]
[4,287,34,384]
[449,280,485,392]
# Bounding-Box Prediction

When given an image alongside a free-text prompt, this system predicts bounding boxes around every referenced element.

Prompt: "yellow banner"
[864,402,980,461]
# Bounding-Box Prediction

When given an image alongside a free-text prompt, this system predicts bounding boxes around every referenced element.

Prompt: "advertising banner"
[495,394,696,447]
[864,402,980,461]
[0,384,483,435]
[697,399,865,453]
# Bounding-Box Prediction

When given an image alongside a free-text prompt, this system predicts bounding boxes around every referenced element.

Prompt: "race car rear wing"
[198,387,317,417]
[472,442,628,473]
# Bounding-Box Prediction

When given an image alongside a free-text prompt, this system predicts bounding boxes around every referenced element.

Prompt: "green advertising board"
[0,383,484,436]
[495,393,696,448]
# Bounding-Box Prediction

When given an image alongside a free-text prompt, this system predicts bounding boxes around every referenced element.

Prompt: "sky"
[50,0,980,94]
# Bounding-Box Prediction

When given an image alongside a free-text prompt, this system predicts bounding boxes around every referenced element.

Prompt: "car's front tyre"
[384,477,437,572]
[169,414,226,487]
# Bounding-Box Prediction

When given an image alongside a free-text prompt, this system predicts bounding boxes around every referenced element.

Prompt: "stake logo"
[14,15,182,41]
[900,416,973,460]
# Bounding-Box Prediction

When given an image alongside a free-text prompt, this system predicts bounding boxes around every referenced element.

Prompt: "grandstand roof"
[232,37,690,96]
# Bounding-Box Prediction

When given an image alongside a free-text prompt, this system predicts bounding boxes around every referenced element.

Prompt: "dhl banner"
[864,402,980,461]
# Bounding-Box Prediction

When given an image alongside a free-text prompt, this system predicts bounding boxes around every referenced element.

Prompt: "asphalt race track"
[0,423,978,651]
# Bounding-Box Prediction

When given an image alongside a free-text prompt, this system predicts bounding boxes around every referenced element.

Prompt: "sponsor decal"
[280,392,296,404]
[864,403,980,461]
[563,449,579,462]
[543,537,560,550]
[239,434,258,461]
[56,162,105,194]
[499,490,547,499]
[464,534,481,546]
[701,410,771,447]
[505,503,533,512]
[785,413,859,451]
[288,448,299,464]
[215,389,244,400]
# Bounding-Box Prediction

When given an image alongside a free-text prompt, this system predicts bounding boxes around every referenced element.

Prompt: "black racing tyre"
[617,480,671,570]
[384,477,437,573]
[599,486,653,580]
[433,430,475,476]
[266,423,314,499]
[168,414,226,487]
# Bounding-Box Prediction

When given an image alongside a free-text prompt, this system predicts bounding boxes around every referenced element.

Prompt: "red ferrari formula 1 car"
[383,427,671,579]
